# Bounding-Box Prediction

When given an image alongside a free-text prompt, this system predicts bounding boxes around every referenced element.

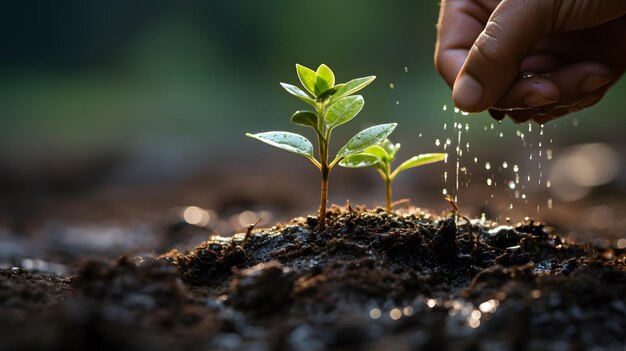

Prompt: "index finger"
[434,0,497,88]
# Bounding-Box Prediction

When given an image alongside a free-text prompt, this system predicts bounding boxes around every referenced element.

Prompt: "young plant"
[339,139,446,211]
[246,64,397,231]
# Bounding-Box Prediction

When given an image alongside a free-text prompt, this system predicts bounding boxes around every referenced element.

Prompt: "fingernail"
[523,93,558,107]
[580,75,610,94]
[453,74,482,111]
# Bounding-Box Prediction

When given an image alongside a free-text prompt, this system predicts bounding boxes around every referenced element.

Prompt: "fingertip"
[452,73,484,112]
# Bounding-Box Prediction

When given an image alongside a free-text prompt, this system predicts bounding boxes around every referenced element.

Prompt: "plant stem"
[316,104,329,232]
[385,177,392,211]
[319,165,329,231]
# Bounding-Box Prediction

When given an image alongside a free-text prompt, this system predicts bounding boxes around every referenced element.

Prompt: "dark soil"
[2,205,625,350]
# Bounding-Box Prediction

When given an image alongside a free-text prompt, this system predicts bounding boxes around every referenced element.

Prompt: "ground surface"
[1,206,626,351]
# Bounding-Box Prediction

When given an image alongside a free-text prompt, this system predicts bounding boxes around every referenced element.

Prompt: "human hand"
[434,0,626,123]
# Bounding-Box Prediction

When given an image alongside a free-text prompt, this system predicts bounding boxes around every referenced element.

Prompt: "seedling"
[246,64,397,231]
[339,139,445,211]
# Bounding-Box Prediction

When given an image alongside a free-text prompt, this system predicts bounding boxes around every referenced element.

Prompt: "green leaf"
[338,153,380,168]
[317,84,344,101]
[391,153,447,179]
[315,64,335,95]
[296,64,318,97]
[291,111,318,130]
[325,95,364,129]
[330,76,376,104]
[360,145,389,160]
[246,131,315,158]
[280,83,316,107]
[336,123,397,158]
[380,139,401,159]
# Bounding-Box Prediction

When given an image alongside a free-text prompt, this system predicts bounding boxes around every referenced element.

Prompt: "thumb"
[452,0,557,113]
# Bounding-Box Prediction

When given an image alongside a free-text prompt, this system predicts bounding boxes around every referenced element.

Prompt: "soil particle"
[229,261,296,316]
[432,217,458,259]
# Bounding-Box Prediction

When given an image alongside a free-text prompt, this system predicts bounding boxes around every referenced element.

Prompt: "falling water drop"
[389,83,395,89]
[485,162,491,170]
[435,139,441,146]
[502,161,508,169]
[487,178,493,186]
[443,104,448,111]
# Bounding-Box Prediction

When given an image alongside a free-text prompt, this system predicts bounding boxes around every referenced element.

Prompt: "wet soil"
[1,205,625,350]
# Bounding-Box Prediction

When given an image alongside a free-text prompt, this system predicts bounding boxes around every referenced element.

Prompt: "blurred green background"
[1,0,624,157]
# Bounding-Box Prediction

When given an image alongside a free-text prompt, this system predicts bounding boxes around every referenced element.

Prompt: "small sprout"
[339,139,445,211]
[242,217,262,249]
[247,64,397,231]
[444,195,478,253]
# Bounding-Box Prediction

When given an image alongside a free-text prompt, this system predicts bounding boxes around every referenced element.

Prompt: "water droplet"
[513,164,519,172]
[442,188,448,195]
[508,181,515,190]
[389,83,395,89]
[485,162,491,170]
[546,180,551,188]
[474,157,478,164]
[487,178,493,186]
[509,203,514,209]
[443,123,447,130]
[446,138,451,145]
[573,118,579,127]
[442,104,448,111]
[418,133,422,138]
[499,132,504,138]
[404,66,409,72]
[490,124,494,130]
[546,149,552,160]
[370,308,382,319]
[435,139,441,146]
[461,111,469,116]
[444,171,448,182]
[528,123,532,132]
[395,100,400,105]
[547,198,553,209]
[502,161,508,169]
[454,107,460,113]
[522,194,526,199]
